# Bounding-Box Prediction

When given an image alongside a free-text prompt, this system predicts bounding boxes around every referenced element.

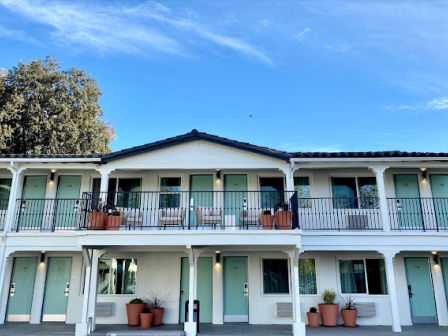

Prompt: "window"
[0,178,12,210]
[332,177,378,209]
[117,179,141,208]
[98,258,138,294]
[299,258,317,294]
[263,259,289,294]
[260,177,284,209]
[160,177,181,208]
[294,177,311,208]
[339,259,388,294]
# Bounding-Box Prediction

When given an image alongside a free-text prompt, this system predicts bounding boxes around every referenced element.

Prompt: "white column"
[29,254,47,324]
[286,248,306,336]
[212,255,223,324]
[88,250,105,332]
[281,164,295,191]
[95,167,115,201]
[0,249,13,324]
[185,247,198,336]
[430,255,448,326]
[369,166,390,231]
[76,249,93,336]
[380,251,401,332]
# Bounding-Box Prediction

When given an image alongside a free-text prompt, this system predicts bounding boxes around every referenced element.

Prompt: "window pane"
[366,259,388,294]
[98,260,111,294]
[263,259,289,294]
[260,178,284,209]
[299,258,317,294]
[122,259,138,294]
[339,260,366,293]
[117,179,141,208]
[109,259,117,294]
[0,178,12,210]
[333,178,358,209]
[160,178,181,191]
[294,177,311,208]
[358,177,379,209]
[160,178,181,208]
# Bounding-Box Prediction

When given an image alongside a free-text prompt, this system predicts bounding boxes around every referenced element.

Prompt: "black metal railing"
[388,198,448,231]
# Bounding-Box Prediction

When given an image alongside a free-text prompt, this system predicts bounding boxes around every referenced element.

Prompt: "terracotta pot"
[341,309,357,327]
[150,308,165,326]
[106,216,123,230]
[260,215,274,230]
[318,303,339,327]
[88,212,107,230]
[275,211,293,230]
[126,303,146,326]
[140,313,153,329]
[307,312,320,328]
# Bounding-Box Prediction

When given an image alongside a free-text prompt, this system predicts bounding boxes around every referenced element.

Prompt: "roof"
[291,151,448,158]
[0,153,103,159]
[101,129,291,162]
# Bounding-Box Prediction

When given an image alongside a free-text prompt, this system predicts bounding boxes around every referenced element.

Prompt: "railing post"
[369,166,390,231]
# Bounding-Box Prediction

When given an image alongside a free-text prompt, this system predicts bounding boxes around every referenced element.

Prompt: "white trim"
[223,314,249,322]
[42,314,66,322]
[6,314,30,322]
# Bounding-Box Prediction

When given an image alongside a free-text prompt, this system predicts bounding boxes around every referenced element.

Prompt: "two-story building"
[0,129,447,336]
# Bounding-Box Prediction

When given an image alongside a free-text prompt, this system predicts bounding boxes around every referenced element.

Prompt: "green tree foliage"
[0,56,115,154]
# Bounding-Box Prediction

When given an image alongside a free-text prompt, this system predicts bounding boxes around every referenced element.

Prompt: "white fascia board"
[291,157,448,163]
[0,158,101,163]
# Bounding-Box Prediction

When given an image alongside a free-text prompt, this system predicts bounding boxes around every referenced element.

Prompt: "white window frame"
[331,176,378,209]
[97,258,138,296]
[298,257,319,296]
[260,257,291,296]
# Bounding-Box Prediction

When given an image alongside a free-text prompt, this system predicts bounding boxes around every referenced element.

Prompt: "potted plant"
[147,291,168,326]
[260,209,274,230]
[318,289,338,327]
[88,201,107,230]
[106,210,123,230]
[307,307,320,328]
[126,298,146,326]
[341,295,357,327]
[275,204,293,230]
[140,307,154,329]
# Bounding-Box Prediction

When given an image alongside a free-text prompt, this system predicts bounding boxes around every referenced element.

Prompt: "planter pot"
[341,309,357,327]
[88,213,107,230]
[275,211,293,230]
[106,216,123,230]
[140,313,154,329]
[150,308,165,326]
[318,304,339,327]
[260,215,274,230]
[126,303,146,326]
[306,312,320,328]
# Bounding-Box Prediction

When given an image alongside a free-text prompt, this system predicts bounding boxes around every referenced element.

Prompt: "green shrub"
[112,210,121,216]
[263,209,272,215]
[321,289,337,304]
[309,307,318,313]
[129,298,144,304]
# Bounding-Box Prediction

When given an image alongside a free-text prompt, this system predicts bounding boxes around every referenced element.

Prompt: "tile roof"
[0,153,103,159]
[291,151,448,158]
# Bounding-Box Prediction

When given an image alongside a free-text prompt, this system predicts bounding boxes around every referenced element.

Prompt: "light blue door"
[404,258,437,323]
[442,258,448,304]
[180,257,213,323]
[430,175,448,229]
[7,257,38,321]
[189,175,214,228]
[19,176,47,229]
[55,176,81,229]
[394,175,423,228]
[224,175,247,228]
[42,257,72,321]
[224,257,248,322]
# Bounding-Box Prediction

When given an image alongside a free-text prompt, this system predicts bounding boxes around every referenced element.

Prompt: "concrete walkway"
[0,323,447,336]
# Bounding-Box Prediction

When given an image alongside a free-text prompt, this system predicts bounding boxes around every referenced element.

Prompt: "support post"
[88,250,106,332]
[380,251,401,332]
[76,248,93,336]
[369,166,390,231]
[185,246,199,336]
[0,249,13,324]
[285,247,306,336]
[95,167,115,201]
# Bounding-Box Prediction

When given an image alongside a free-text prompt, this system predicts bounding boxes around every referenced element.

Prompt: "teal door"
[442,258,448,304]
[7,257,38,321]
[224,175,247,228]
[180,257,213,323]
[224,257,248,322]
[19,176,47,229]
[404,257,437,323]
[394,175,423,228]
[42,257,72,321]
[190,175,214,228]
[55,176,81,229]
[430,175,448,229]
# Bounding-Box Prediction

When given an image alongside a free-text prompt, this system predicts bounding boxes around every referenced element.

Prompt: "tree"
[0,56,115,154]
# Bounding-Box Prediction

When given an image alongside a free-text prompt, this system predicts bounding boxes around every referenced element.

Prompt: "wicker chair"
[193,207,223,229]
[158,208,186,229]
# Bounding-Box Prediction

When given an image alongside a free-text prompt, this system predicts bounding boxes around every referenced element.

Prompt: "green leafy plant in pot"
[126,298,146,326]
[260,209,274,230]
[307,307,320,328]
[140,307,154,329]
[147,291,169,326]
[341,295,357,327]
[318,289,338,327]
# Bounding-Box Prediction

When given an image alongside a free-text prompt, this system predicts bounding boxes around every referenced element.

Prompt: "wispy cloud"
[323,44,351,53]
[387,97,448,113]
[0,24,40,45]
[293,28,311,41]
[0,0,271,64]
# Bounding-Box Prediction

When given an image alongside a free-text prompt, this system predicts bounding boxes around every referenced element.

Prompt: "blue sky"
[1,0,448,153]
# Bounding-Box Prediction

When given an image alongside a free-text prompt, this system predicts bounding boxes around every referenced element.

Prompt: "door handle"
[244,283,248,296]
[180,290,184,295]
[408,285,414,298]
[64,283,70,296]
[10,283,15,297]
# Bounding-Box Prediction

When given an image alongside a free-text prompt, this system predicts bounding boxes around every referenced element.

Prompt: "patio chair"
[159,208,186,229]
[194,208,223,229]
[239,209,262,229]
[116,207,143,228]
